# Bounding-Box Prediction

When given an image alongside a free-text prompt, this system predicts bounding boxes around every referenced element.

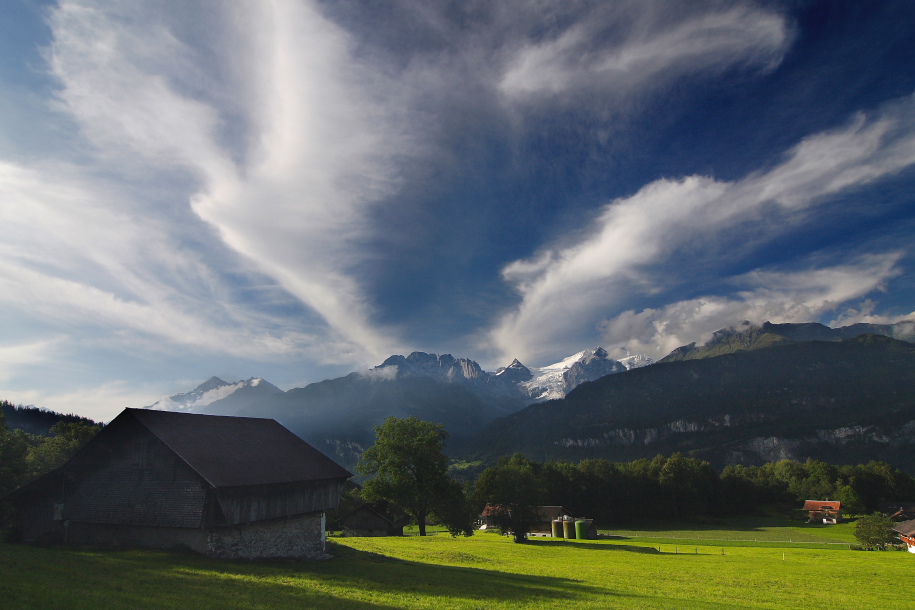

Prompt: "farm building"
[882,502,915,521]
[803,500,842,524]
[894,519,915,553]
[480,505,572,532]
[480,505,598,539]
[7,408,351,559]
[336,504,405,537]
[532,506,573,535]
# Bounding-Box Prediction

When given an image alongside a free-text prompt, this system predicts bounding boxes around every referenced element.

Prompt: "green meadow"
[1,526,911,610]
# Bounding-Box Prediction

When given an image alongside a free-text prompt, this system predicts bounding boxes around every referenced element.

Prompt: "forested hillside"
[463,335,915,471]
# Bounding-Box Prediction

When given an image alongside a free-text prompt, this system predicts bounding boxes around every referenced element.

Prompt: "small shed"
[7,409,351,559]
[337,504,404,537]
[803,500,842,524]
[893,519,915,553]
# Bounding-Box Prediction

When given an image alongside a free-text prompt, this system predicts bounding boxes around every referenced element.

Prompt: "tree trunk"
[418,512,427,536]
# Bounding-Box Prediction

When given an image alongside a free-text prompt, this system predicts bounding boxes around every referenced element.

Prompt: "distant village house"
[893,519,915,554]
[336,504,405,537]
[882,502,915,522]
[480,505,598,539]
[803,500,842,524]
[7,409,351,559]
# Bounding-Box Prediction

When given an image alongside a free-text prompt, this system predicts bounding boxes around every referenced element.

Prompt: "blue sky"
[2,1,915,421]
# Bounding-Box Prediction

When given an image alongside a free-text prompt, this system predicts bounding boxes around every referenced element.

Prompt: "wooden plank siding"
[214,480,346,525]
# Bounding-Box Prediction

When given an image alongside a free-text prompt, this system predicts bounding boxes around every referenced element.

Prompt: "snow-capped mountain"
[145,376,283,416]
[372,347,649,403]
[375,352,487,382]
[521,347,651,401]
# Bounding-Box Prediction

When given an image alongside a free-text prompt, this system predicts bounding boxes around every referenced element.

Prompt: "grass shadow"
[1,540,651,610]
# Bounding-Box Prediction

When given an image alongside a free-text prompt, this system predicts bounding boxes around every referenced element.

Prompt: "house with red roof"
[803,500,842,524]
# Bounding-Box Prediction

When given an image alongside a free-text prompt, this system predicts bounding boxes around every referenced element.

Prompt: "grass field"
[1,523,911,610]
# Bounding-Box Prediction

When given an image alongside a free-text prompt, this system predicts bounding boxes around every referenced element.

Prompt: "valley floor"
[0,522,910,610]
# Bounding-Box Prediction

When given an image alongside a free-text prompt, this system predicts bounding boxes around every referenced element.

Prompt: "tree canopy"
[474,454,545,543]
[854,512,898,548]
[357,416,472,536]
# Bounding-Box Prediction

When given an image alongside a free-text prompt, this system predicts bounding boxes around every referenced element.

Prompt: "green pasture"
[603,514,860,546]
[1,527,911,610]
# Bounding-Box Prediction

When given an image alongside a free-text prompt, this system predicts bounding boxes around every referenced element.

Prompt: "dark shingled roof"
[125,408,351,488]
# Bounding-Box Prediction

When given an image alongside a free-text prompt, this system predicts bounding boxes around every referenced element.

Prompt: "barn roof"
[124,409,351,488]
[535,506,572,521]
[893,519,915,537]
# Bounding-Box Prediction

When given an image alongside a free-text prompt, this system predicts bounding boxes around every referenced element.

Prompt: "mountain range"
[142,346,646,469]
[139,320,915,473]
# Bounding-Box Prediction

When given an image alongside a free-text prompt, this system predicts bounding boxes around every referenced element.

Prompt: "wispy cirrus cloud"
[500,4,790,99]
[490,95,915,364]
[40,0,408,364]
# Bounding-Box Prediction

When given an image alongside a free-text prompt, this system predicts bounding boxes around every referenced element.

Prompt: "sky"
[2,0,915,422]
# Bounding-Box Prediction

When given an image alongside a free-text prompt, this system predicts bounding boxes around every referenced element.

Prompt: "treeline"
[471,453,915,525]
[1,402,99,436]
[0,401,102,501]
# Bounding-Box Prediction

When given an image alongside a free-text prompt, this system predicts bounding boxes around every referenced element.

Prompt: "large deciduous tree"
[357,416,472,536]
[474,454,545,543]
[854,512,897,549]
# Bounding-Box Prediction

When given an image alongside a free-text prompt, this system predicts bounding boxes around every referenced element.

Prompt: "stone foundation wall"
[206,512,326,559]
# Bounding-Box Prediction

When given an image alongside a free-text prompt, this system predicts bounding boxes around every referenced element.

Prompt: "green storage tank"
[551,520,562,538]
[562,520,574,539]
[575,520,587,540]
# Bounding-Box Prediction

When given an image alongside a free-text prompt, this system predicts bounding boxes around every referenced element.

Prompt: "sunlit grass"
[604,514,860,545]
[1,522,911,610]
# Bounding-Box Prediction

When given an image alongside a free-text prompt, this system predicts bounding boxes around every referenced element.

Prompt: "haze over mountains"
[142,347,651,468]
[138,320,915,472]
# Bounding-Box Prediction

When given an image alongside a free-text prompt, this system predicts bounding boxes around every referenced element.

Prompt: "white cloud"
[491,95,915,364]
[500,5,790,99]
[0,159,341,360]
[42,0,408,364]
[597,253,905,357]
[354,365,400,382]
[1,381,157,423]
[0,339,62,383]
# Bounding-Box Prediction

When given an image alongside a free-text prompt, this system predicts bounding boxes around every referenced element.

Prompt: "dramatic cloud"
[597,253,906,358]
[491,96,915,364]
[45,0,407,363]
[2,1,914,417]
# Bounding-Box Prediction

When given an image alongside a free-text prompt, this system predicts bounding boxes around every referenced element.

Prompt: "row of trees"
[0,402,100,504]
[354,416,915,542]
[3,410,912,544]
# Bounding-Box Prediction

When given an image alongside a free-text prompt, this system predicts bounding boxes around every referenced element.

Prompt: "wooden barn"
[893,519,915,553]
[803,500,842,524]
[7,409,351,559]
[882,502,915,521]
[336,504,405,537]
